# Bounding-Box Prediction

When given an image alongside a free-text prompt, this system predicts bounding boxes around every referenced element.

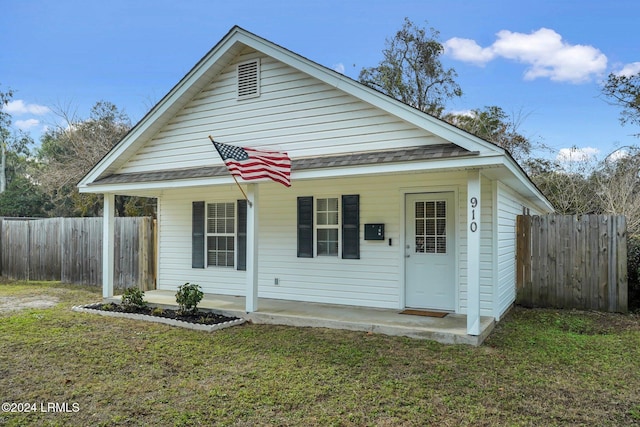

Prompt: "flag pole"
[209,135,252,207]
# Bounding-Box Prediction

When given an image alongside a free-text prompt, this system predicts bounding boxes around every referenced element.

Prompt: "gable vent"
[237,59,260,99]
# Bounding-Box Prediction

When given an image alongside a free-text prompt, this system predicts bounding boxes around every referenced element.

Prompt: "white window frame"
[206,202,236,268]
[315,196,340,257]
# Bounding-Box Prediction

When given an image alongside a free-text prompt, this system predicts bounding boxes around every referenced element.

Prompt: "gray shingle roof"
[90,143,478,186]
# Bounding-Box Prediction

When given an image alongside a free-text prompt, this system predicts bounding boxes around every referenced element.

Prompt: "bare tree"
[37,101,131,216]
[593,147,640,236]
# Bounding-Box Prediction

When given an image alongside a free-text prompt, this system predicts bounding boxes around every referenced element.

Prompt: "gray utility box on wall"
[364,223,385,240]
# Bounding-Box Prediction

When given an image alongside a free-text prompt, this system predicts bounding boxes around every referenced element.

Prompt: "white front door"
[405,192,456,310]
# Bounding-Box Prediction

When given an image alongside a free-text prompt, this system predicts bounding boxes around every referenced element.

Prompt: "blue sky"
[2,0,639,162]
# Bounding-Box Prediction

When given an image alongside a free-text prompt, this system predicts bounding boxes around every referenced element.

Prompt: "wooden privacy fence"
[0,217,155,290]
[516,214,627,312]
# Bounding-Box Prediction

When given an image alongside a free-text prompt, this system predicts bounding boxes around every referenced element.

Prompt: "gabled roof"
[79,26,501,186]
[78,26,551,211]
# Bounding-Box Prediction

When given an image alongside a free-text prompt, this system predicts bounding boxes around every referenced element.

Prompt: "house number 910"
[469,197,478,233]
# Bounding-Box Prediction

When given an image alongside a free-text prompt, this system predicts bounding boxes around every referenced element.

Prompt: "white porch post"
[467,170,481,335]
[245,184,259,312]
[102,192,115,298]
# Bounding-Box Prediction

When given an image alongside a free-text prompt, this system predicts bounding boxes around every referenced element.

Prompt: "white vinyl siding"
[156,187,246,296]
[156,170,472,309]
[116,48,439,175]
[494,181,544,319]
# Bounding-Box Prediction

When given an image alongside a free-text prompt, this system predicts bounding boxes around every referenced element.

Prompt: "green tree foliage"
[0,85,48,217]
[443,106,532,161]
[359,18,462,116]
[602,71,640,133]
[0,175,50,217]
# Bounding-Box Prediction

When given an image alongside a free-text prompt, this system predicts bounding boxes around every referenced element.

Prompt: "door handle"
[405,254,410,258]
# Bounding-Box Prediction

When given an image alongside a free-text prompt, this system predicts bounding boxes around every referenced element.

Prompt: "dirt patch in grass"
[0,296,59,313]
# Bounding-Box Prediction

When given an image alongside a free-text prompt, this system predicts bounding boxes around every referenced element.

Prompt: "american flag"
[212,140,291,187]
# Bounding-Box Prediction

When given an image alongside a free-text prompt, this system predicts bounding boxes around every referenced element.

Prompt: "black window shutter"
[297,196,314,258]
[342,194,360,259]
[192,201,205,268]
[237,199,247,271]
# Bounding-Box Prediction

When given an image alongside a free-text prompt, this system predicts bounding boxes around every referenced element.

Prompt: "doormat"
[400,309,448,318]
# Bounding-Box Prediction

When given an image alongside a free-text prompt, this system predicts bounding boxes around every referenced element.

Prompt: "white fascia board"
[294,156,505,180]
[79,176,237,194]
[79,156,505,195]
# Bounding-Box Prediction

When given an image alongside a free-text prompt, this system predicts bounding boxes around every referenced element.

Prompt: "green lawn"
[1,281,639,426]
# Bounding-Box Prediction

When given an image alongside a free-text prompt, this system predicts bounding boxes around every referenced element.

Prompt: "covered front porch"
[111,290,496,346]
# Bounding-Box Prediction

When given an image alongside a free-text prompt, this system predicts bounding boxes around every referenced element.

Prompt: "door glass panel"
[415,200,447,254]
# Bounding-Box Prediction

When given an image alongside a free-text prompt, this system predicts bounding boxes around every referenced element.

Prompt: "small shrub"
[151,307,164,316]
[121,288,147,309]
[175,283,204,314]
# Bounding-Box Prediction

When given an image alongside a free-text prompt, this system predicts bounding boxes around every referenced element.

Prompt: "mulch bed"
[84,302,240,325]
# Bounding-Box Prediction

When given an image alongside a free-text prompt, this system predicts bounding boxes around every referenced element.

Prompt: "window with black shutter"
[192,200,247,270]
[297,195,360,259]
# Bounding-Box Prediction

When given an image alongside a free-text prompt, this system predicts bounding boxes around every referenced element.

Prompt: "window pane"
[437,237,447,253]
[436,201,446,218]
[415,237,424,253]
[318,212,327,225]
[317,198,338,225]
[426,218,435,236]
[426,236,436,253]
[415,201,425,218]
[437,219,446,235]
[416,219,424,235]
[317,228,338,256]
[426,201,435,218]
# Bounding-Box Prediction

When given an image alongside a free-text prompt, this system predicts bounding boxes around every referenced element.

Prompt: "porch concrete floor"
[111,290,495,346]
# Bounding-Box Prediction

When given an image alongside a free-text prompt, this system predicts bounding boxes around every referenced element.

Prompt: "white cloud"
[3,99,51,115]
[606,148,630,162]
[444,38,495,65]
[615,62,640,77]
[445,109,474,117]
[556,146,600,162]
[333,63,345,74]
[445,28,607,83]
[14,119,41,130]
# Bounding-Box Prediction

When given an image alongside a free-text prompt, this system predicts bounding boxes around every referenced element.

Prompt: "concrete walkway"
[112,290,495,346]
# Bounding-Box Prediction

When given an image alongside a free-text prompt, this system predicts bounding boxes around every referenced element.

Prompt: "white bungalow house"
[79,26,553,338]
